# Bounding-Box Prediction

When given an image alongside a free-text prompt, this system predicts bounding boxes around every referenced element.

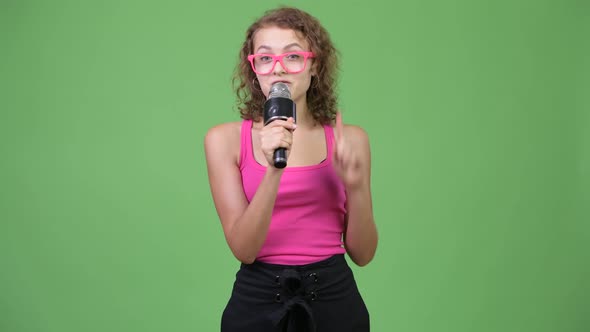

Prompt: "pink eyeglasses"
[247,51,315,75]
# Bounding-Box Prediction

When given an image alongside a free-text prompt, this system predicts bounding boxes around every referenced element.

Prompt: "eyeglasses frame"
[247,51,315,75]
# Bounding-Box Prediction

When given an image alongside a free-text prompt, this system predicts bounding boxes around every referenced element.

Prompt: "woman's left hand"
[332,112,377,266]
[333,112,368,191]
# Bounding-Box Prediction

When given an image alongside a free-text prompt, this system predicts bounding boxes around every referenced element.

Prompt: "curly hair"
[232,7,339,125]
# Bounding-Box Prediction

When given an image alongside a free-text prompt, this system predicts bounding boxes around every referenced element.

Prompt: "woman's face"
[251,26,315,106]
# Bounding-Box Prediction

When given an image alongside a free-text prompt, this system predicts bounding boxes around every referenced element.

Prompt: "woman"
[204,6,378,332]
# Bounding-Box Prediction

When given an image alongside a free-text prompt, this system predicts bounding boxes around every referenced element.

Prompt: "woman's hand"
[259,117,297,167]
[332,112,377,266]
[333,112,366,190]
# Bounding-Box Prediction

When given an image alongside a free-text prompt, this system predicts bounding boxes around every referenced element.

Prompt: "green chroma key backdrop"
[1,0,588,331]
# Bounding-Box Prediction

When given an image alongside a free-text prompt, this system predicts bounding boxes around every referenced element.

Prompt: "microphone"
[263,82,296,169]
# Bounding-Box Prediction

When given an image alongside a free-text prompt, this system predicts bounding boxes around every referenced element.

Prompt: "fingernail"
[292,124,297,129]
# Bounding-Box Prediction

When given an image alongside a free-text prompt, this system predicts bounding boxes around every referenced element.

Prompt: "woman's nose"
[272,60,286,74]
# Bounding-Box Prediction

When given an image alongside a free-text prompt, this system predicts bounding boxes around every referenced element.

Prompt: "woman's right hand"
[258,117,297,167]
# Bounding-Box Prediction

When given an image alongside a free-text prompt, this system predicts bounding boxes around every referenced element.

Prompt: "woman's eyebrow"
[256,45,272,52]
[255,43,304,53]
[283,43,303,50]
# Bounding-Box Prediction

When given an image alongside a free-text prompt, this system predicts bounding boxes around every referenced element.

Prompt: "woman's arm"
[333,114,378,266]
[204,120,295,264]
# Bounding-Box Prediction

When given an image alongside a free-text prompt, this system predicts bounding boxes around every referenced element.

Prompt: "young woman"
[204,6,378,332]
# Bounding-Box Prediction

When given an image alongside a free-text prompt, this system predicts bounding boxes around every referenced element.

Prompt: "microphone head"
[269,82,291,99]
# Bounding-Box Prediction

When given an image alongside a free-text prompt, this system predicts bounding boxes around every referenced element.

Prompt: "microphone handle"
[273,148,287,169]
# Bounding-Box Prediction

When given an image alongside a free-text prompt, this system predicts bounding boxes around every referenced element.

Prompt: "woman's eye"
[285,54,302,60]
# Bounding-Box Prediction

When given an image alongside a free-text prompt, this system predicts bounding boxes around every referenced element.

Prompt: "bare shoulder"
[205,121,242,142]
[333,122,370,144]
[345,125,370,159]
[204,121,243,162]
[343,124,369,141]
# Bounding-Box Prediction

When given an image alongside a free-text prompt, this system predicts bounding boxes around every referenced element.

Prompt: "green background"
[2,0,589,331]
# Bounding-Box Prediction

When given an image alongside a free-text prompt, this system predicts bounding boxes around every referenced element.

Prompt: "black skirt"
[221,254,369,332]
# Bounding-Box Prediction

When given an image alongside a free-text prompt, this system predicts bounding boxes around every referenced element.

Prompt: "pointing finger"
[335,111,343,142]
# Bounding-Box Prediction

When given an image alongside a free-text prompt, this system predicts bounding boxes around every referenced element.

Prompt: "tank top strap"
[239,119,253,170]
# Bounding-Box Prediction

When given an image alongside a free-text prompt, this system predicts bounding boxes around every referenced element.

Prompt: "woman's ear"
[310,61,318,76]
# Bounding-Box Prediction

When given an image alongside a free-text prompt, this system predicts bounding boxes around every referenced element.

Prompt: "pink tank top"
[239,119,347,265]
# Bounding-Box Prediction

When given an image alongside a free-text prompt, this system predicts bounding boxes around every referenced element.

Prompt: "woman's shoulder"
[345,124,368,139]
[205,121,243,142]
[330,122,369,142]
[204,121,249,166]
[203,121,245,158]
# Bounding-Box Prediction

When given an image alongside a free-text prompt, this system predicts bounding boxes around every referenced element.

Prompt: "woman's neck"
[293,101,319,129]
